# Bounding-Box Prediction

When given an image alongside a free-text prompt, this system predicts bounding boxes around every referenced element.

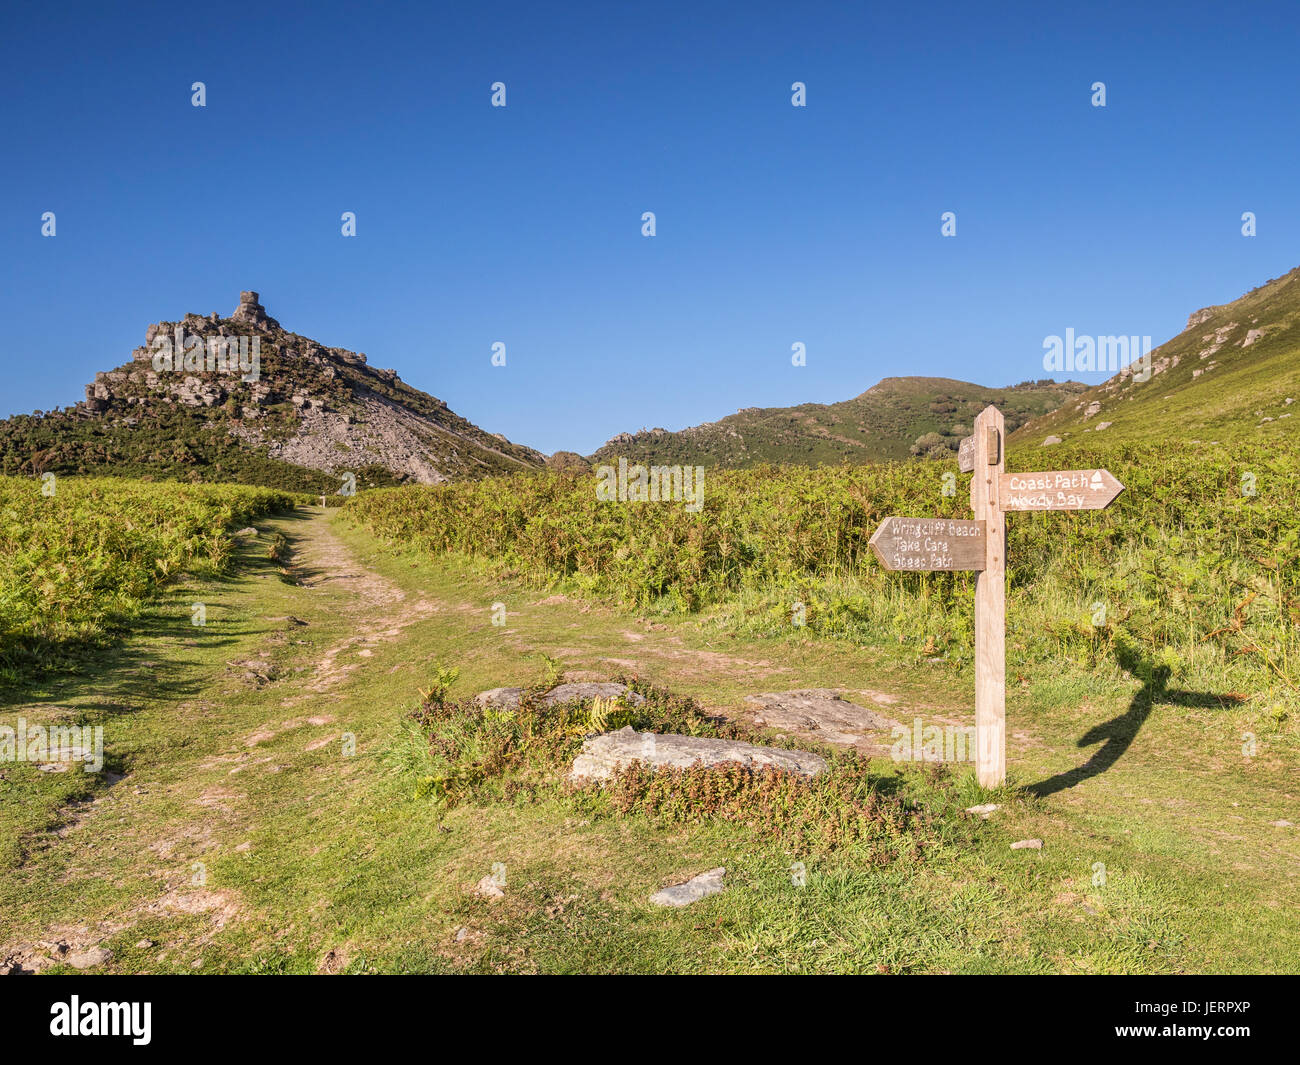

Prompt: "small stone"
[1041,435,1063,446]
[1010,838,1043,850]
[650,867,726,908]
[454,927,468,942]
[234,527,258,538]
[67,946,112,969]
[965,803,1000,818]
[474,687,524,709]
[1270,819,1293,828]
[135,940,153,949]
[475,875,505,900]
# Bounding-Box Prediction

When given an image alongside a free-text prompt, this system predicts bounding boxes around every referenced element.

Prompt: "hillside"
[0,292,546,492]
[1010,267,1300,451]
[589,377,1087,468]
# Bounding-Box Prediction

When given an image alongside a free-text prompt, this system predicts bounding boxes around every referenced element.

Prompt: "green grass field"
[1,474,1296,973]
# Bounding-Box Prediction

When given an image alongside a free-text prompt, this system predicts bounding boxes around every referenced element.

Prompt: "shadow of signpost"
[1028,642,1244,799]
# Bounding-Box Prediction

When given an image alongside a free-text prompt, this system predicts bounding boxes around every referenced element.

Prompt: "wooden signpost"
[868,517,986,573]
[1000,469,1124,512]
[871,405,1125,787]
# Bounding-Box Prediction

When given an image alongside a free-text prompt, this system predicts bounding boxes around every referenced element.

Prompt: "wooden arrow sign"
[869,517,986,572]
[1000,469,1124,512]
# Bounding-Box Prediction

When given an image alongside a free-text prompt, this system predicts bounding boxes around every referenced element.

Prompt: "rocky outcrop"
[63,291,546,485]
[231,290,279,331]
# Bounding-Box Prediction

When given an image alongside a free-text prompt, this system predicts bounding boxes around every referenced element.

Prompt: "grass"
[1011,265,1300,450]
[343,438,1300,724]
[0,476,296,686]
[1,499,1296,973]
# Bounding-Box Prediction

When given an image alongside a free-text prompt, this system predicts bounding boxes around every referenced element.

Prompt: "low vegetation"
[394,672,950,859]
[0,476,295,684]
[345,438,1300,719]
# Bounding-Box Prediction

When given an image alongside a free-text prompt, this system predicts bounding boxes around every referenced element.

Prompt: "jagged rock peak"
[232,290,279,331]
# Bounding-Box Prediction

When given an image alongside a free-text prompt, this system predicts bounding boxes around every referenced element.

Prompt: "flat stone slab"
[744,689,902,745]
[474,687,524,709]
[540,682,645,707]
[475,682,644,711]
[570,725,827,782]
[650,867,726,908]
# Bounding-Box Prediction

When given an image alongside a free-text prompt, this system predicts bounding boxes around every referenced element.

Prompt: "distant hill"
[0,292,546,492]
[1011,267,1300,451]
[590,377,1087,468]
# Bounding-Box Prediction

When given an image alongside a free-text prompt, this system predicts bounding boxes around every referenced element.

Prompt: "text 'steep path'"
[871,405,1124,787]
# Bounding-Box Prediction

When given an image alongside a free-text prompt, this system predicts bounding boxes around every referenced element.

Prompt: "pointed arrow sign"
[999,469,1124,512]
[869,517,986,571]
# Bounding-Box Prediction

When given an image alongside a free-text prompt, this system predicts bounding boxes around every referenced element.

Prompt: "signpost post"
[870,405,1124,787]
[970,406,1006,788]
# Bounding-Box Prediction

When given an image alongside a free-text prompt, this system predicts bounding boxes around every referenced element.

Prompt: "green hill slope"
[1011,267,1300,452]
[590,377,1086,469]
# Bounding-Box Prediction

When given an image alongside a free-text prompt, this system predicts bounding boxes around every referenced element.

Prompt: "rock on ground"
[474,687,523,709]
[474,682,645,711]
[571,725,826,782]
[67,946,112,969]
[1010,839,1043,850]
[541,682,645,707]
[649,867,726,907]
[744,689,902,745]
[474,875,505,900]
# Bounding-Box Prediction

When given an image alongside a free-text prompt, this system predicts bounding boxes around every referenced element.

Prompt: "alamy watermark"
[891,718,977,763]
[50,996,151,1045]
[596,458,704,513]
[1,717,103,773]
[150,326,261,382]
[1042,329,1151,381]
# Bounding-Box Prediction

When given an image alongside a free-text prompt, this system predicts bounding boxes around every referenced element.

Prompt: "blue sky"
[2,0,1297,454]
